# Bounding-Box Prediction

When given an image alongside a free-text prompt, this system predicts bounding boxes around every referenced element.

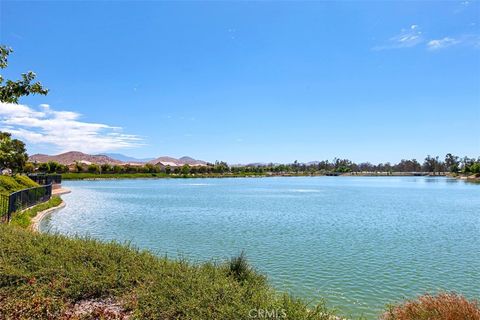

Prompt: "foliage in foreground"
[0,45,49,104]
[9,196,62,228]
[0,224,337,320]
[382,293,480,320]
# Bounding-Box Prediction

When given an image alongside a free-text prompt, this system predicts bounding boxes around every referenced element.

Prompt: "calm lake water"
[41,177,480,318]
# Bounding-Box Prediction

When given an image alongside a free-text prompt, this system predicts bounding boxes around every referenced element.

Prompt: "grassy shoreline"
[62,172,271,180]
[1,185,340,319]
[0,222,339,319]
[61,172,450,181]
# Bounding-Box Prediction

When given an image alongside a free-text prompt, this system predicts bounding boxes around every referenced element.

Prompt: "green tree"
[445,153,460,173]
[333,158,353,173]
[0,131,28,173]
[38,162,50,173]
[422,155,436,173]
[87,164,100,174]
[47,161,61,173]
[101,164,112,173]
[112,165,123,174]
[470,162,480,174]
[144,163,158,173]
[0,45,49,103]
[213,161,229,174]
[181,164,190,175]
[23,162,35,173]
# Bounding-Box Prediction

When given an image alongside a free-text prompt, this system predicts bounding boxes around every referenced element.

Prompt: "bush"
[382,293,480,320]
[228,251,255,283]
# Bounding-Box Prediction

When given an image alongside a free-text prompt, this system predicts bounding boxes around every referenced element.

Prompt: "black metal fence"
[27,174,62,185]
[0,194,9,222]
[0,184,52,222]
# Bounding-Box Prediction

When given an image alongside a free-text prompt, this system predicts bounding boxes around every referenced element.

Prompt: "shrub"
[382,293,480,320]
[228,251,256,283]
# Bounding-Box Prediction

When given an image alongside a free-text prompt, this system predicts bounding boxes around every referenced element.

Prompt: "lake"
[40,177,480,319]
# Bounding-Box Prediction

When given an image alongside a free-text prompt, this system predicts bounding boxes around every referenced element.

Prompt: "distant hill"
[29,151,123,165]
[178,156,207,165]
[102,153,154,163]
[29,152,208,166]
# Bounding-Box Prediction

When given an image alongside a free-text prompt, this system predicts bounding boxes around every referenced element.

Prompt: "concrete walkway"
[53,188,71,196]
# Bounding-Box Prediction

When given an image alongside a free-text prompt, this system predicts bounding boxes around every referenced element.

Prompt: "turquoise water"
[41,177,480,318]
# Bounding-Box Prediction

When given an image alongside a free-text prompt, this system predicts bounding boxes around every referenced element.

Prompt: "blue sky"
[1,1,479,164]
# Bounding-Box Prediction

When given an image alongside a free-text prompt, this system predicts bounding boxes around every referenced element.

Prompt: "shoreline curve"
[30,199,67,232]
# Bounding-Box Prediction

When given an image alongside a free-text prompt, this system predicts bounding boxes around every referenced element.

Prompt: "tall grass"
[0,224,338,319]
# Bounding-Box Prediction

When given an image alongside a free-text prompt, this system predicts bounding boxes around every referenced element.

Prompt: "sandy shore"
[53,187,72,196]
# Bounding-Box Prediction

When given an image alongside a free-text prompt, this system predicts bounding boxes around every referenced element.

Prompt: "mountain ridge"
[102,153,155,163]
[29,151,123,165]
[29,151,207,166]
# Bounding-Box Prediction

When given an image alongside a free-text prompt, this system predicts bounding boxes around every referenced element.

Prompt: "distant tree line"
[227,154,480,175]
[19,154,480,176]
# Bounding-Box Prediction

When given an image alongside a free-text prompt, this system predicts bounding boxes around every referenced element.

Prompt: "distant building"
[154,161,179,168]
[121,162,144,167]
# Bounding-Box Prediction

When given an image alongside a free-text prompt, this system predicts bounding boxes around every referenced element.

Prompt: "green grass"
[62,172,170,180]
[0,223,338,319]
[0,175,39,195]
[62,172,271,180]
[9,196,62,228]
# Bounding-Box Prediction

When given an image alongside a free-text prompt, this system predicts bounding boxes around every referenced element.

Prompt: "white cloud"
[373,25,423,50]
[0,102,143,154]
[427,37,459,50]
[374,24,480,51]
[427,35,480,50]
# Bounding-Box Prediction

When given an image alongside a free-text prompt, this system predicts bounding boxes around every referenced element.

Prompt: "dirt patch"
[63,298,132,319]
